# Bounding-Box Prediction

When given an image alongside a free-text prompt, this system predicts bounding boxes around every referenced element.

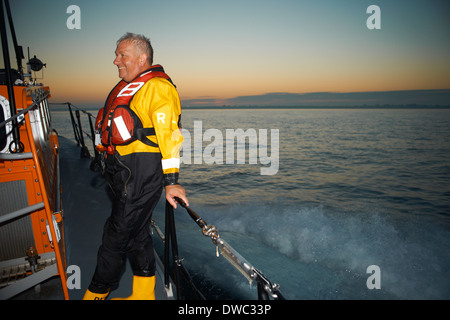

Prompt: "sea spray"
[166,201,450,299]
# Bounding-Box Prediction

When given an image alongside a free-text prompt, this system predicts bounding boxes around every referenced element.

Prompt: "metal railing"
[61,102,97,159]
[167,198,285,300]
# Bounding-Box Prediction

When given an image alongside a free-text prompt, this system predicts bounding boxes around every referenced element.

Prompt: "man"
[83,33,188,300]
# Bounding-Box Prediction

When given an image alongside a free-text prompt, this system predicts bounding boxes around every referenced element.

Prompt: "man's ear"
[139,54,148,67]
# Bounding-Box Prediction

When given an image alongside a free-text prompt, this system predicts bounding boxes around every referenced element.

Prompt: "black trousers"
[88,152,163,293]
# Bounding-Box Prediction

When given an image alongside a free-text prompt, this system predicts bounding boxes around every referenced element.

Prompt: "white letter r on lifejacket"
[157,113,166,124]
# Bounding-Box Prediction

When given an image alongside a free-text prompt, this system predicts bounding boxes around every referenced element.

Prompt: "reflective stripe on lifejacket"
[113,116,131,141]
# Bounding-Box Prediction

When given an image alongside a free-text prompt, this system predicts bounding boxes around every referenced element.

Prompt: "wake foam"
[173,201,450,299]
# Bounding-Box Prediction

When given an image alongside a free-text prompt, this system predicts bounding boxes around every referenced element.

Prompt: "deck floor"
[11,136,172,300]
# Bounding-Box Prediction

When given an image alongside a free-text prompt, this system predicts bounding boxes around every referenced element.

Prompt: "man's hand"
[165,184,189,209]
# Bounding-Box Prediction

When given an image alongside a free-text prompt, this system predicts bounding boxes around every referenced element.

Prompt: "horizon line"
[48,88,450,110]
[182,88,450,108]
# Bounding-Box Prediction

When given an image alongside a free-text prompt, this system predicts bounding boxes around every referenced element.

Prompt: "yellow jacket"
[115,77,183,178]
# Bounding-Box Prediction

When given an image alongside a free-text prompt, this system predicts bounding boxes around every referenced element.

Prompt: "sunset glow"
[4,0,450,108]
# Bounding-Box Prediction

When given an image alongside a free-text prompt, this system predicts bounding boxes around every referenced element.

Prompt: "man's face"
[113,40,146,82]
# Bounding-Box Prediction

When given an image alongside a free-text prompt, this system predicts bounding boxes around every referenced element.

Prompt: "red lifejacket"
[95,65,174,154]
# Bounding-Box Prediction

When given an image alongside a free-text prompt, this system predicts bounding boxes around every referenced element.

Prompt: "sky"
[3,0,450,108]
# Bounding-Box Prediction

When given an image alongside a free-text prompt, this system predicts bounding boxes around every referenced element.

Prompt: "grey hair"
[117,32,154,65]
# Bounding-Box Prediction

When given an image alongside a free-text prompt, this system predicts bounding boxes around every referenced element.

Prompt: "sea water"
[51,107,450,299]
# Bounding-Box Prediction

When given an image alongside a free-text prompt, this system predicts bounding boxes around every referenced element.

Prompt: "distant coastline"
[49,89,450,111]
[182,89,450,109]
[48,104,450,112]
[181,104,450,110]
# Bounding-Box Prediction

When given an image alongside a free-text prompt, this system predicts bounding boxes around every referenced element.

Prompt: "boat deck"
[11,136,172,300]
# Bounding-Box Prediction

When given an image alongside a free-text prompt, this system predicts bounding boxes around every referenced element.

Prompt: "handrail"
[173,197,285,300]
[0,92,48,129]
[0,152,33,160]
[49,102,97,160]
[0,202,45,224]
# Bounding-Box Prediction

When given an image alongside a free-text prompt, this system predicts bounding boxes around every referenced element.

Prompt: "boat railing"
[49,102,97,160]
[169,198,285,300]
[59,103,285,300]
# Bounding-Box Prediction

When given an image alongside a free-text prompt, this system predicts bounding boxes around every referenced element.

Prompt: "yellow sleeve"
[148,78,183,185]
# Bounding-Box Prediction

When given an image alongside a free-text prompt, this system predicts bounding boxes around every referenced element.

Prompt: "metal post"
[164,202,171,290]
[4,0,23,75]
[75,110,90,158]
[87,114,98,158]
[257,281,269,300]
[0,0,21,152]
[165,201,182,299]
[67,104,80,145]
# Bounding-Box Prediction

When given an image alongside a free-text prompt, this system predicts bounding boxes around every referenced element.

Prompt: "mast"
[0,0,22,152]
